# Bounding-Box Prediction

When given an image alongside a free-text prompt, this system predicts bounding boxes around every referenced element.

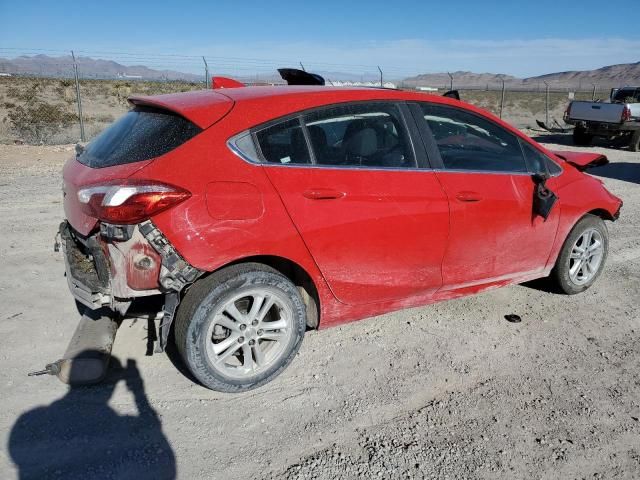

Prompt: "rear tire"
[174,263,306,392]
[551,215,608,295]
[573,127,592,146]
[629,130,640,152]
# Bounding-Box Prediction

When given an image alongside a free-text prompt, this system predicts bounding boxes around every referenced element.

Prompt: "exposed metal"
[31,308,118,385]
[139,220,204,351]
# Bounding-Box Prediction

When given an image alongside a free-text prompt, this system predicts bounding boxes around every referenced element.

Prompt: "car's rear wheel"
[175,263,306,392]
[551,215,608,294]
[573,126,593,146]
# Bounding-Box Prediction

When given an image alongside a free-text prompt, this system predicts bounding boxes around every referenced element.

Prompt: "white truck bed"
[567,101,625,123]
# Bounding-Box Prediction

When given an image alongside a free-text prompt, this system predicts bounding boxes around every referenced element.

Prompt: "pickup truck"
[564,87,640,151]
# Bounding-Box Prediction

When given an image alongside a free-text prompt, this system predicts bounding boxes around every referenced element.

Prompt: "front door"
[414,102,559,289]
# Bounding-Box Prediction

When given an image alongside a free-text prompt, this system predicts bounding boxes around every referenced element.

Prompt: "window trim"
[518,138,563,178]
[227,100,431,172]
[412,101,547,176]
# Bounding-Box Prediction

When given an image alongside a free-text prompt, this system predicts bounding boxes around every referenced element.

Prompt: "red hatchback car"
[60,86,622,391]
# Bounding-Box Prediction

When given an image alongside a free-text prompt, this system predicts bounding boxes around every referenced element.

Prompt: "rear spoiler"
[211,68,326,88]
[443,90,460,100]
[551,150,609,171]
[278,68,325,86]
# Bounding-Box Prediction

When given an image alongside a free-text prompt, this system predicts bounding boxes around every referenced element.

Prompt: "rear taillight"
[77,180,191,224]
[622,105,631,122]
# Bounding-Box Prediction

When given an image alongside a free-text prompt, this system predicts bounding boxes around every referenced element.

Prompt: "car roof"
[128,86,504,134]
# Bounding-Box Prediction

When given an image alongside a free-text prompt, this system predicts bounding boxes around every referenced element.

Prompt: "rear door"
[254,102,450,305]
[413,102,560,290]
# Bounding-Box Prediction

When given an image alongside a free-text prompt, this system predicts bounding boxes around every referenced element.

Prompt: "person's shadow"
[8,357,176,480]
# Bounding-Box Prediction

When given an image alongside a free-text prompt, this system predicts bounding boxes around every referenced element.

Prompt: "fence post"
[544,81,550,126]
[499,80,505,119]
[377,66,383,87]
[71,50,86,142]
[592,83,597,101]
[202,56,209,88]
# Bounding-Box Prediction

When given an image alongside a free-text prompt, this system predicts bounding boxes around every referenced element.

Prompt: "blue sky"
[1,0,638,78]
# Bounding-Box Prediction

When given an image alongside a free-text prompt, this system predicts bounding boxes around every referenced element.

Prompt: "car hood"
[551,150,609,171]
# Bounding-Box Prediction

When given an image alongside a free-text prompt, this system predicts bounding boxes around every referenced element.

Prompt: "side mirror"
[532,172,557,220]
[532,172,549,185]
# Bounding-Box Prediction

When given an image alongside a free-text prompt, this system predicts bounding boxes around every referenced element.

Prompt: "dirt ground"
[0,134,639,480]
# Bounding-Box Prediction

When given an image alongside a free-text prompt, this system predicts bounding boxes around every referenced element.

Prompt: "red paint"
[211,76,246,89]
[62,86,623,326]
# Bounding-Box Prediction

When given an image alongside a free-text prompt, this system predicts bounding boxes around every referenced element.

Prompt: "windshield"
[78,106,202,168]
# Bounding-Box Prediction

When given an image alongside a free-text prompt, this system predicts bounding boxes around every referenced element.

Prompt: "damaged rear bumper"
[59,220,203,348]
[60,221,112,310]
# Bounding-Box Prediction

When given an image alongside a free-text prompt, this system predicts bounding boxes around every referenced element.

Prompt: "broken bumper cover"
[60,220,204,315]
[60,221,112,309]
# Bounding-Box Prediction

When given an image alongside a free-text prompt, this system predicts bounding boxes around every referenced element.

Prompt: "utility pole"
[543,81,550,126]
[499,80,506,119]
[447,72,453,91]
[71,51,85,142]
[377,66,383,87]
[202,56,209,88]
[592,83,597,101]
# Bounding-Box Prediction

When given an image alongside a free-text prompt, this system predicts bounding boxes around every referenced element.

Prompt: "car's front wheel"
[551,215,608,294]
[174,263,306,392]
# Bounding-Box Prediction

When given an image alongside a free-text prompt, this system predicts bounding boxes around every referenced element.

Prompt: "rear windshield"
[78,106,202,168]
[612,88,639,103]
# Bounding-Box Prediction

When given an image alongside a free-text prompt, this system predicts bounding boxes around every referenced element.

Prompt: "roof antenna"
[299,62,306,72]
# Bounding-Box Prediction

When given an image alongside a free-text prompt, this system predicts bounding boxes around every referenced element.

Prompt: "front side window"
[520,140,562,176]
[304,103,415,168]
[420,103,527,173]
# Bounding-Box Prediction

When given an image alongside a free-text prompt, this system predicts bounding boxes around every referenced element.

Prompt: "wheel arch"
[587,208,616,222]
[215,255,321,329]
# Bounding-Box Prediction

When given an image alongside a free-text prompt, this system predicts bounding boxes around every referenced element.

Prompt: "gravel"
[0,132,639,480]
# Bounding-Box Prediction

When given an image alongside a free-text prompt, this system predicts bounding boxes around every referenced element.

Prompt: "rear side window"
[255,118,311,164]
[420,103,527,173]
[304,103,415,168]
[78,106,202,168]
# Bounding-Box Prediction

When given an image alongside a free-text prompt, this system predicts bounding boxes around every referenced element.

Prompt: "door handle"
[303,188,345,200]
[455,191,482,202]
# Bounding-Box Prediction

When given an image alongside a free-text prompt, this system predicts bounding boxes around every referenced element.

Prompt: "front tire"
[174,263,306,392]
[551,215,608,294]
[629,130,640,152]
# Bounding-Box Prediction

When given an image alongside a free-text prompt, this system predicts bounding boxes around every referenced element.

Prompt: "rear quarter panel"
[131,122,342,324]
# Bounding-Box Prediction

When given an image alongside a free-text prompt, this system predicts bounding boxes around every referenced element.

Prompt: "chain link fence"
[0,72,204,145]
[0,69,622,146]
